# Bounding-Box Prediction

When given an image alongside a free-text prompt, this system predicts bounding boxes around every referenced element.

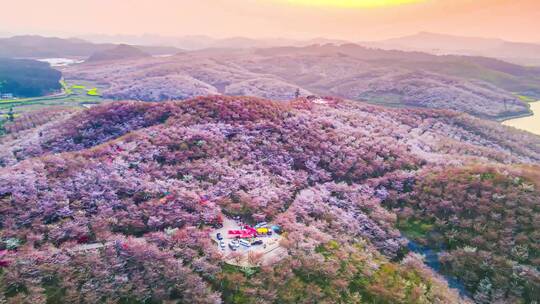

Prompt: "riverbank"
[496,110,534,123]
[502,101,540,135]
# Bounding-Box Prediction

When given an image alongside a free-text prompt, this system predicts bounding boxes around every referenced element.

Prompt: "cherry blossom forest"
[0,96,539,303]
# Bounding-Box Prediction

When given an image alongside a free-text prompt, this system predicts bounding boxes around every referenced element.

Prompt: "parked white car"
[254,222,268,228]
[230,240,240,249]
[239,239,251,247]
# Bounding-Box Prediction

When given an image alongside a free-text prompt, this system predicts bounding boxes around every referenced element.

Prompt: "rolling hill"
[0,96,538,303]
[65,44,540,120]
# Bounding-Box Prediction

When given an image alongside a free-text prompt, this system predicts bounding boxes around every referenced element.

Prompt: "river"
[503,101,540,135]
[407,241,469,297]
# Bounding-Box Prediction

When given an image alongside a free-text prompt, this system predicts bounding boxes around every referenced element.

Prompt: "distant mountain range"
[0,35,181,59]
[363,32,540,66]
[80,32,540,66]
[4,33,540,67]
[79,33,351,50]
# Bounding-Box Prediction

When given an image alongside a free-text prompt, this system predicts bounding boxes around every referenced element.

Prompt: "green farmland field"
[86,88,100,96]
[0,79,109,115]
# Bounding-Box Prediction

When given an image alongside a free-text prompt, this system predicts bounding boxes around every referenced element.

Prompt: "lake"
[37,58,84,67]
[503,101,540,135]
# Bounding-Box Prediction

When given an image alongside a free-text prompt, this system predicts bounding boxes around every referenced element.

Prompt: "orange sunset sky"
[1,0,539,42]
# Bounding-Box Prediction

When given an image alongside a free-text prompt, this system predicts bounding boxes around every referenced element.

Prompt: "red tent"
[228,227,257,238]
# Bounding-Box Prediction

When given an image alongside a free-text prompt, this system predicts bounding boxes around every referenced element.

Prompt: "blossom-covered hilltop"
[0,96,539,303]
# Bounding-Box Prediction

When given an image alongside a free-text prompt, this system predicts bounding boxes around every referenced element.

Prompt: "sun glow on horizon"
[280,0,425,8]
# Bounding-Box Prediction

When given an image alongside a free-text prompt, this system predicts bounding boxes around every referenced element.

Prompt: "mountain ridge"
[78,33,352,50]
[364,32,540,66]
[87,44,151,62]
[0,35,181,58]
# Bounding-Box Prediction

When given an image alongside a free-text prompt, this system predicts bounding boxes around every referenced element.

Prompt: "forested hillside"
[384,165,540,303]
[0,96,538,303]
[0,58,61,97]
